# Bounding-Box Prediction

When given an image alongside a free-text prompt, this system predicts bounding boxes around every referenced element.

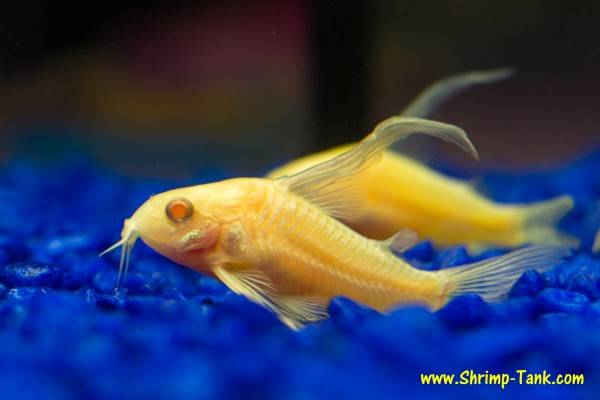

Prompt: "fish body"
[127,178,443,311]
[268,145,576,251]
[107,117,570,329]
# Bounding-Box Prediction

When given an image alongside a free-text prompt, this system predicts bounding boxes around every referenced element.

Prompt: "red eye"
[166,197,193,222]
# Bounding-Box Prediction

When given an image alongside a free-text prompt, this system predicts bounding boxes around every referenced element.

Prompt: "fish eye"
[166,197,193,222]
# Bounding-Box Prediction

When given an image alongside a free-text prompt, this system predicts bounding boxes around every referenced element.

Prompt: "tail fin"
[437,245,571,306]
[517,195,578,247]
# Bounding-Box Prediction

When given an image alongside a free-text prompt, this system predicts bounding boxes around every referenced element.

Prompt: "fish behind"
[104,117,570,330]
[267,69,576,252]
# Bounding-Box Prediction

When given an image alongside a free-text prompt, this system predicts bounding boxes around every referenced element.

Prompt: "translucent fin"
[592,229,600,253]
[400,68,515,118]
[392,68,513,161]
[517,195,578,247]
[437,245,570,306]
[277,117,478,222]
[214,266,329,330]
[378,228,419,253]
[276,296,330,331]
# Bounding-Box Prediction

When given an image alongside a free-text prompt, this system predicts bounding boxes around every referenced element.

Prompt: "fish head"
[103,182,243,286]
[131,184,230,266]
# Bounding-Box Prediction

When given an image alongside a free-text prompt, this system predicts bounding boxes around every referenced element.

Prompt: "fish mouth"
[100,219,139,289]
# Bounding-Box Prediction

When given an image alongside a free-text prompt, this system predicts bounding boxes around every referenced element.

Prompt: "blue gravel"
[0,262,63,288]
[1,151,599,400]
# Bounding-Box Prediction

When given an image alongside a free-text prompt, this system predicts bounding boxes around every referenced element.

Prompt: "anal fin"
[214,265,329,330]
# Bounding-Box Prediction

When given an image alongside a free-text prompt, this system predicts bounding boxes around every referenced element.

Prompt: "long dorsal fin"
[392,68,513,162]
[277,117,478,221]
[399,68,514,118]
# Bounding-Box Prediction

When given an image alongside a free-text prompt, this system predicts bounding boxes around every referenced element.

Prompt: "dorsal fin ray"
[277,117,478,221]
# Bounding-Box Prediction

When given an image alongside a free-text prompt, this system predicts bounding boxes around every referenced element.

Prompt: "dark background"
[1,0,599,176]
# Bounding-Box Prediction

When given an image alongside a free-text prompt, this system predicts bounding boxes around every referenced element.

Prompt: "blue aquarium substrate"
[0,150,599,400]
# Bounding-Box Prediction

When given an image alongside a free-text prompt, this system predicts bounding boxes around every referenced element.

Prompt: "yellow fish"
[593,229,600,253]
[267,71,576,252]
[104,117,569,330]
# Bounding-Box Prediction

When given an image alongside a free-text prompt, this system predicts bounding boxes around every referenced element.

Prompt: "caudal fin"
[437,245,571,306]
[517,195,578,247]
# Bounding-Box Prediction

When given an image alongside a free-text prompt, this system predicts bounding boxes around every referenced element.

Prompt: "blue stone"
[328,297,380,330]
[116,272,151,294]
[61,272,82,290]
[43,233,96,256]
[0,262,63,288]
[590,301,600,317]
[436,246,469,269]
[75,288,99,305]
[535,288,591,314]
[7,287,53,301]
[124,296,168,315]
[91,270,119,293]
[509,269,545,297]
[158,282,187,301]
[0,236,30,264]
[96,294,125,310]
[404,241,434,262]
[566,274,600,300]
[436,294,491,329]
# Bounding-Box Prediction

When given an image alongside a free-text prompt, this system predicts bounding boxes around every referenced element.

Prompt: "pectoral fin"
[277,117,477,222]
[214,265,329,330]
